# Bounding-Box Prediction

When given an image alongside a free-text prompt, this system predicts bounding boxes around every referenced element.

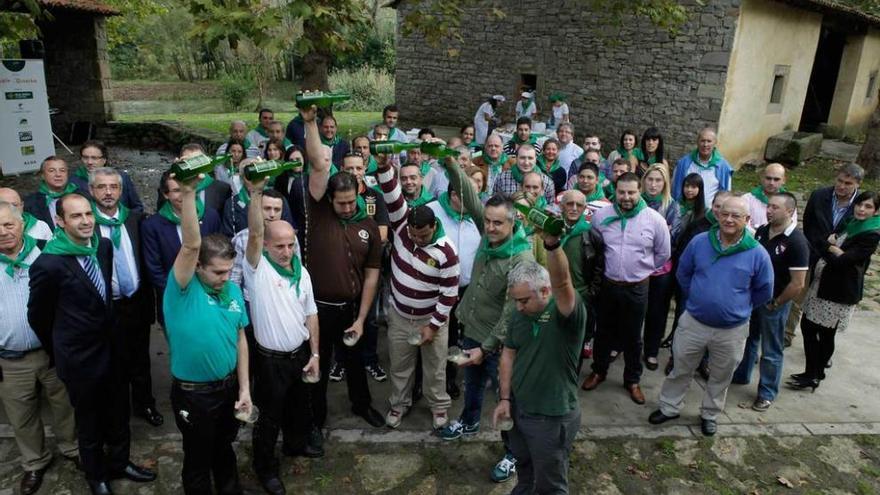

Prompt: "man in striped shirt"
[376,155,460,430]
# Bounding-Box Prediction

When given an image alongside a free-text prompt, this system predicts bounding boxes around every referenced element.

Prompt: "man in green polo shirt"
[163,171,252,495]
[493,227,586,494]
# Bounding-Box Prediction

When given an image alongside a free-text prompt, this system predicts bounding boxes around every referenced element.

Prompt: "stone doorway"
[799,23,847,132]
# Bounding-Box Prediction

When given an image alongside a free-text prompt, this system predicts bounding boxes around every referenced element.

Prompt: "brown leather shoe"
[581,372,605,391]
[20,467,46,495]
[626,383,646,404]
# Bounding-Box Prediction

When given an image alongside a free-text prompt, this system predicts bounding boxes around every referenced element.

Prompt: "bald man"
[743,163,797,229]
[216,120,260,158]
[671,127,733,207]
[0,188,52,241]
[243,174,321,493]
[650,196,773,437]
[472,134,513,193]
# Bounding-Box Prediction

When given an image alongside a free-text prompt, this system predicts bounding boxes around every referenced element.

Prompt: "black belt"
[256,342,304,360]
[173,373,236,392]
[0,348,40,360]
[605,277,649,287]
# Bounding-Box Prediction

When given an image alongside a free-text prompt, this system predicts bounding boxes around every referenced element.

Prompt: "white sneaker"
[432,411,449,430]
[385,408,404,429]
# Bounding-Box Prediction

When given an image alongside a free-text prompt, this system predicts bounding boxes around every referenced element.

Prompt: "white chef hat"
[491,95,506,102]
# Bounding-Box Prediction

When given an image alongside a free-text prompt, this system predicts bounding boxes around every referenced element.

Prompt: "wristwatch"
[311,353,320,359]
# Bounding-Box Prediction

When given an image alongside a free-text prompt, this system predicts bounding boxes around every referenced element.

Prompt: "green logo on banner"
[2,60,26,72]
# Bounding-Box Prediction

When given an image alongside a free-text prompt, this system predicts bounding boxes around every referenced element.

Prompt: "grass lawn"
[115,111,382,140]
[732,156,880,196]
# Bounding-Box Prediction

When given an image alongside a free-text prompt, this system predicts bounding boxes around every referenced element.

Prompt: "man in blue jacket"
[671,127,733,208]
[648,195,773,437]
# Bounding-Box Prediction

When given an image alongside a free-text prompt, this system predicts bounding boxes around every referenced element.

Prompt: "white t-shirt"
[549,103,569,129]
[515,100,536,120]
[243,254,317,352]
[473,101,495,145]
[26,220,53,241]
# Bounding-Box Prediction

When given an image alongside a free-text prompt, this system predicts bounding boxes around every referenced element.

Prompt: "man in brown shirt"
[300,105,385,430]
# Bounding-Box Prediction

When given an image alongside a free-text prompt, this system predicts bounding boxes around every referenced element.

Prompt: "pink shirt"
[592,204,671,283]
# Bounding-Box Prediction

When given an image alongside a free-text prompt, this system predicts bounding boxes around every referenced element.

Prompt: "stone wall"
[395,0,741,161]
[38,12,114,138]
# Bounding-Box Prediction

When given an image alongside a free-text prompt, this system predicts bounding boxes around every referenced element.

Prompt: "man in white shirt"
[246,108,275,150]
[243,174,321,495]
[515,92,536,120]
[0,188,52,241]
[742,163,796,229]
[556,123,584,177]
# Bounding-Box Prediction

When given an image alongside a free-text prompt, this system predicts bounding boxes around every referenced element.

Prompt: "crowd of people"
[0,98,878,495]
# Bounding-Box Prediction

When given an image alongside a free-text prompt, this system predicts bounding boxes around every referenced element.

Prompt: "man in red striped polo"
[376,154,460,430]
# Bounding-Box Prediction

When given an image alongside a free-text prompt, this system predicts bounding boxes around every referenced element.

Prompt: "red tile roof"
[37,0,120,15]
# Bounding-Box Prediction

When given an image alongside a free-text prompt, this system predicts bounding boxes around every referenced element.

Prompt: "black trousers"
[115,296,156,410]
[63,372,131,482]
[643,271,676,359]
[170,377,241,495]
[252,346,311,479]
[800,316,837,380]
[311,301,372,427]
[592,280,649,384]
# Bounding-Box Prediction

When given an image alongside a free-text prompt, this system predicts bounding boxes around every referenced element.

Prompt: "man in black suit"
[786,162,863,346]
[70,140,145,215]
[28,193,156,495]
[23,156,86,229]
[156,143,232,217]
[89,168,163,427]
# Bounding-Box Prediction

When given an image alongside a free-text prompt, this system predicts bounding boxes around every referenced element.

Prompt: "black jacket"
[803,186,855,268]
[580,228,606,301]
[816,230,880,305]
[28,238,115,381]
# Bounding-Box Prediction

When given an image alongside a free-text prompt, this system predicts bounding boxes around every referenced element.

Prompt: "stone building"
[2,0,118,139]
[394,0,880,166]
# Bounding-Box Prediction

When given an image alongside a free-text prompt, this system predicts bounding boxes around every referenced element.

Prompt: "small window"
[770,75,785,104]
[767,65,790,114]
[867,70,878,100]
[520,74,537,94]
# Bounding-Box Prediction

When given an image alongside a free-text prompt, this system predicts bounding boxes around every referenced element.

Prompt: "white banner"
[0,59,53,175]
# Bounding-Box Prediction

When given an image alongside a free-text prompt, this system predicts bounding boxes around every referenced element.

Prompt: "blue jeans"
[460,337,500,426]
[732,302,790,401]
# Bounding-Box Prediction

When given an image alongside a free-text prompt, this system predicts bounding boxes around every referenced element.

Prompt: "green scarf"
[366,155,378,175]
[529,297,555,337]
[196,175,214,192]
[158,199,205,225]
[561,215,592,246]
[320,134,341,147]
[533,195,548,211]
[603,182,616,201]
[340,195,368,225]
[236,187,251,207]
[537,156,561,175]
[510,133,538,146]
[428,218,446,245]
[484,153,508,176]
[74,165,90,180]
[438,192,470,222]
[92,203,130,248]
[646,154,661,165]
[706,209,718,226]
[22,211,38,234]
[419,161,432,178]
[466,140,480,150]
[0,234,37,278]
[255,124,268,138]
[584,187,605,203]
[678,199,695,217]
[601,197,647,231]
[511,166,529,184]
[750,185,786,205]
[38,180,78,209]
[616,146,644,162]
[642,192,663,204]
[843,215,880,239]
[690,148,722,170]
[198,276,233,308]
[708,226,759,262]
[42,229,100,266]
[263,251,302,295]
[407,186,434,208]
[476,224,531,260]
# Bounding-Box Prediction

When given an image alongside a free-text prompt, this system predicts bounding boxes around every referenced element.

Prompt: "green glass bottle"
[243,160,304,181]
[514,202,565,236]
[170,154,229,182]
[369,140,421,155]
[420,141,460,159]
[295,91,351,109]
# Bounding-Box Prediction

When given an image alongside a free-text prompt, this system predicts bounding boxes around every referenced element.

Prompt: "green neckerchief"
[198,276,233,308]
[438,192,471,222]
[196,175,214,192]
[467,140,480,150]
[366,155,378,175]
[603,182,616,202]
[645,153,661,165]
[843,215,880,239]
[511,166,529,184]
[707,209,718,226]
[529,297,555,337]
[92,203,130,248]
[340,195,368,225]
[74,165,90,180]
[690,148,722,170]
[22,211,38,234]
[236,187,250,207]
[158,199,205,225]
[484,153,508,176]
[708,226,759,262]
[320,134,341,147]
[42,229,100,266]
[584,187,605,202]
[407,186,434,208]
[510,133,538,146]
[263,251,302,295]
[601,197,647,230]
[750,185,786,205]
[419,161,432,178]
[537,155,561,175]
[642,192,663,204]
[219,154,236,176]
[561,215,592,246]
[476,223,531,260]
[533,195,548,210]
[305,162,339,176]
[243,137,253,150]
[255,124,268,138]
[0,234,37,278]
[428,218,446,245]
[38,180,78,209]
[616,146,644,162]
[678,198,695,217]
